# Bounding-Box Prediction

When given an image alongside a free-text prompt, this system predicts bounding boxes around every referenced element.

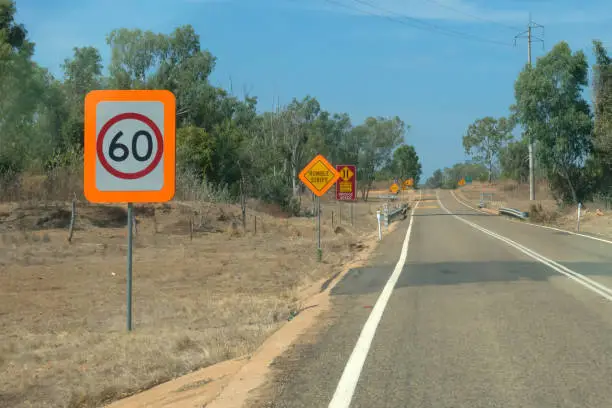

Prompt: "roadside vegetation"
[0,1,422,207]
[426,39,612,211]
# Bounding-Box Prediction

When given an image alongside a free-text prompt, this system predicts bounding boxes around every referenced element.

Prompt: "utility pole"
[515,15,544,201]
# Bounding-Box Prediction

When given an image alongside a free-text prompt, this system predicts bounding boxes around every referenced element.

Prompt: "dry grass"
[457,180,556,212]
[455,181,612,238]
[528,202,560,224]
[0,192,389,408]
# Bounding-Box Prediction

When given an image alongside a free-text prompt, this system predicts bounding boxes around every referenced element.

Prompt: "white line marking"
[437,192,612,302]
[516,221,612,245]
[450,189,491,214]
[449,189,612,246]
[328,200,419,408]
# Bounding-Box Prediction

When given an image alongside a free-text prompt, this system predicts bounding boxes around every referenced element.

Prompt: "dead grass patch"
[528,203,560,224]
[0,195,386,408]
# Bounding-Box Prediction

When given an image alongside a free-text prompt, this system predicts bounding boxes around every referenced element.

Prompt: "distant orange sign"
[299,154,340,197]
[458,178,466,186]
[390,183,400,193]
[403,178,414,190]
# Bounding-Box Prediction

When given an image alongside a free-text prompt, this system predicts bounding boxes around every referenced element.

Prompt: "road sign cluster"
[299,155,357,201]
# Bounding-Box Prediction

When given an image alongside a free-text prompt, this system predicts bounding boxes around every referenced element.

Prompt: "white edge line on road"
[449,190,490,215]
[328,200,420,408]
[449,189,612,246]
[437,192,612,302]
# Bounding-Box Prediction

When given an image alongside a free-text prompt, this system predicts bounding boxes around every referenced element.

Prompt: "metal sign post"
[126,202,134,331]
[298,154,340,262]
[317,196,322,262]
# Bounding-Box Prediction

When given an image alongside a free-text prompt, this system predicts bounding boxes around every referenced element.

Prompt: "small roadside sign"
[465,176,473,184]
[390,183,400,193]
[299,154,340,197]
[404,178,414,189]
[84,90,176,203]
[458,178,466,187]
[336,165,356,201]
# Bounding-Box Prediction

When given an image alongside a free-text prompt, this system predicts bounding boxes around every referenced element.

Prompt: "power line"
[354,0,513,46]
[417,0,523,32]
[325,0,513,47]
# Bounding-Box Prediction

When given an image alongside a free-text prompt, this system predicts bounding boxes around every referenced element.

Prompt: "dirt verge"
[104,200,411,408]
[1,194,411,408]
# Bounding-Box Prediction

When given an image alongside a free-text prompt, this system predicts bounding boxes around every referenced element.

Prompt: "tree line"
[0,1,422,212]
[426,39,612,205]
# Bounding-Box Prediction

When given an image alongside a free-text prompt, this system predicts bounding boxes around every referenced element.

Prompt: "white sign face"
[95,101,165,192]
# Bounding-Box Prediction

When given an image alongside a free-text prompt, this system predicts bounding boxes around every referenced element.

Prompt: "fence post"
[376,210,382,241]
[67,195,76,242]
[576,203,582,232]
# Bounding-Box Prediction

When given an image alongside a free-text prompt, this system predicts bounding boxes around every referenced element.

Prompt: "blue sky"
[14,0,612,179]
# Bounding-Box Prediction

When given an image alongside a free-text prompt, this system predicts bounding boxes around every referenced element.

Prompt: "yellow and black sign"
[299,154,340,197]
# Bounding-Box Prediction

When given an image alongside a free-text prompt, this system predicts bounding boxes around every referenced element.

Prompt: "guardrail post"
[383,203,389,229]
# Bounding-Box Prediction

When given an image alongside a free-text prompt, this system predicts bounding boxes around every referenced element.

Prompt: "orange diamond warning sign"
[299,154,340,197]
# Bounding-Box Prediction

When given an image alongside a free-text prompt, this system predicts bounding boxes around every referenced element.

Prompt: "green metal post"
[317,196,322,262]
[127,202,134,331]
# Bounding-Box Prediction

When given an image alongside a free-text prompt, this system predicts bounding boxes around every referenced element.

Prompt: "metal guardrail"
[383,203,409,228]
[388,205,407,218]
[499,207,528,220]
[377,195,399,200]
[377,203,409,240]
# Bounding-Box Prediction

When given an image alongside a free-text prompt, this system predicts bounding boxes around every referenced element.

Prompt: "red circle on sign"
[96,112,164,180]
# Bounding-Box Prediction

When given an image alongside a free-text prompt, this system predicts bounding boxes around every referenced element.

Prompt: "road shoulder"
[106,208,409,408]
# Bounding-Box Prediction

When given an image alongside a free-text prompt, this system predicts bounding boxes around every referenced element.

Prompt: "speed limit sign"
[84,90,176,203]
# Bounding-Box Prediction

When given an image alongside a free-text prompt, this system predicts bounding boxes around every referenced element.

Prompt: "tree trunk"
[240,178,246,228]
[560,165,578,204]
[563,169,578,204]
[291,163,297,196]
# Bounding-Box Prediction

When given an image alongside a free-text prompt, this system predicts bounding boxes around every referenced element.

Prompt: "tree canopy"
[456,39,612,204]
[0,0,421,210]
[462,116,512,183]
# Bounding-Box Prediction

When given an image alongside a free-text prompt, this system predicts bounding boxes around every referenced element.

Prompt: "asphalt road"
[252,189,612,408]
